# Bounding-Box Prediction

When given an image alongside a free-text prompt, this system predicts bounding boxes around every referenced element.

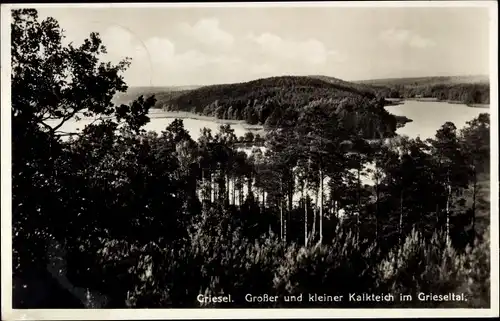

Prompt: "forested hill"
[162,75,377,112]
[157,75,406,139]
[355,75,490,104]
[309,75,392,98]
[111,75,407,140]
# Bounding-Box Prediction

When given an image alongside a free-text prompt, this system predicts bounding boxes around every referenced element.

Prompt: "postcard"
[1,1,498,319]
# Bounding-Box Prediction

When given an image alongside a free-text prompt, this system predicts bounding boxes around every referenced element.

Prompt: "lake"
[48,101,489,143]
[48,110,264,142]
[46,101,490,208]
[385,100,490,141]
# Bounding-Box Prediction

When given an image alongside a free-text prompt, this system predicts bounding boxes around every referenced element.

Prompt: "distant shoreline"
[385,98,489,109]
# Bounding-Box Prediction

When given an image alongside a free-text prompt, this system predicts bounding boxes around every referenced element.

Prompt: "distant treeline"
[381,84,490,105]
[358,77,490,105]
[357,75,489,87]
[119,76,490,116]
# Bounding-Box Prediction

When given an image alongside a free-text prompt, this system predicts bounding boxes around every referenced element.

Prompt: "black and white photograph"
[1,1,498,319]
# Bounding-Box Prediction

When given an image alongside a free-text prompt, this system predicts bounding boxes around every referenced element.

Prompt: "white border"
[489,0,500,315]
[1,1,497,8]
[1,1,498,320]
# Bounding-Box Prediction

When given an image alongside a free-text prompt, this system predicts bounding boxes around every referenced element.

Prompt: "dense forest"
[310,75,394,99]
[120,75,490,121]
[357,76,490,104]
[12,9,491,310]
[154,76,411,139]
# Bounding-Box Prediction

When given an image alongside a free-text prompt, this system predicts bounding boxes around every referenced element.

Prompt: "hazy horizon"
[32,5,491,87]
[121,73,491,88]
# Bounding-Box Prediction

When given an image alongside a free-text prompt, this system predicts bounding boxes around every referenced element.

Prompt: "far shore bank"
[385,98,489,109]
[53,98,486,141]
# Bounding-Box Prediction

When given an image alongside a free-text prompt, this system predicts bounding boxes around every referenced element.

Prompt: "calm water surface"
[385,100,490,140]
[47,101,490,140]
[49,101,489,142]
[48,110,260,142]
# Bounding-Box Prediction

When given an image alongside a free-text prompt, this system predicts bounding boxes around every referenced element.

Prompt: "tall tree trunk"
[280,199,285,242]
[282,178,287,243]
[287,187,293,244]
[200,169,205,201]
[216,169,222,202]
[303,183,307,246]
[225,174,230,203]
[445,180,451,244]
[238,177,244,206]
[214,174,224,202]
[331,184,339,220]
[312,188,318,242]
[319,168,324,244]
[330,196,334,218]
[356,166,361,247]
[232,178,236,205]
[217,171,222,202]
[375,177,380,241]
[247,175,252,200]
[209,172,213,203]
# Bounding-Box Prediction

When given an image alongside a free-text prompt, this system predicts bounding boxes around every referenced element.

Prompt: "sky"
[32,4,492,87]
